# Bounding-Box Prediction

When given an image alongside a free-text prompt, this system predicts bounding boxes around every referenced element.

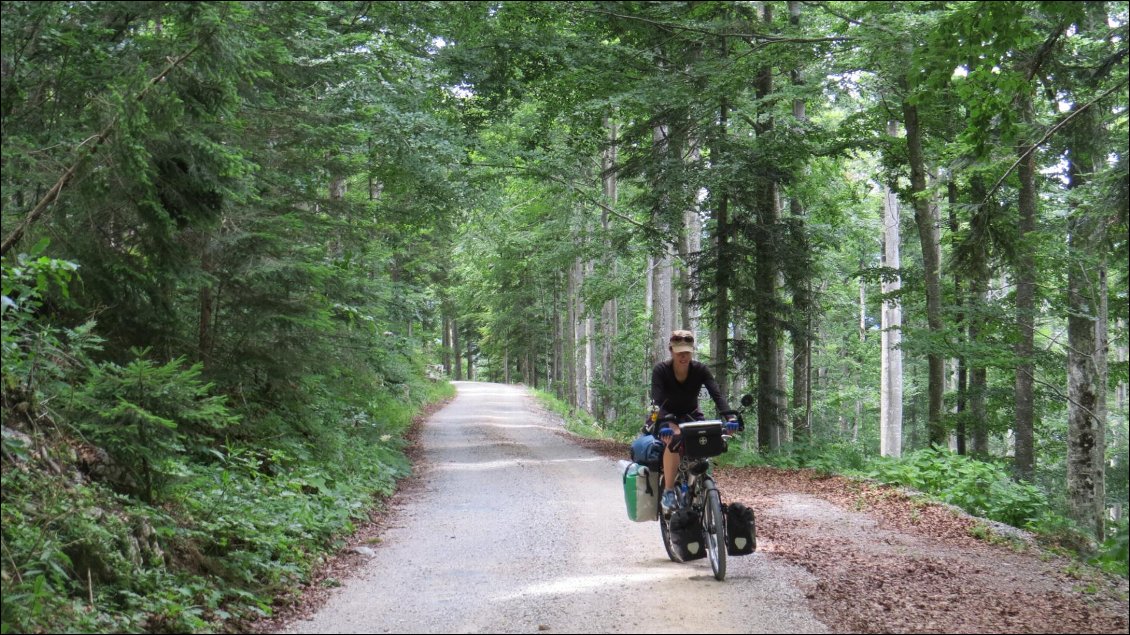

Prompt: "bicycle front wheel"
[659,510,681,562]
[703,483,726,581]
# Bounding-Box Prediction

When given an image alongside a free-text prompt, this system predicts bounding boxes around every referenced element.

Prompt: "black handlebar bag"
[678,421,726,458]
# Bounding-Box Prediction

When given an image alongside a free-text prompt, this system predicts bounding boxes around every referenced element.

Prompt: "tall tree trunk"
[601,115,619,422]
[1014,138,1038,481]
[441,309,452,376]
[566,259,578,406]
[1065,100,1107,539]
[651,123,677,366]
[880,121,904,457]
[967,175,991,455]
[554,275,564,399]
[754,4,781,449]
[903,100,946,447]
[856,261,865,443]
[683,138,703,338]
[789,0,812,442]
[584,260,596,413]
[197,239,216,369]
[452,318,462,381]
[712,97,732,400]
[948,178,967,455]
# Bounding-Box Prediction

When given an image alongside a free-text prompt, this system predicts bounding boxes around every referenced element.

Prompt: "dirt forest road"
[281,382,828,634]
[271,381,1128,634]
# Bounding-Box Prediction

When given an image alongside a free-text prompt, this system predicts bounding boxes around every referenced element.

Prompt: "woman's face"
[672,350,692,369]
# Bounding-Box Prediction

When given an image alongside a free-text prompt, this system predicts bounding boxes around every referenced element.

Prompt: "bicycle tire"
[704,482,726,581]
[659,509,681,562]
[658,476,681,562]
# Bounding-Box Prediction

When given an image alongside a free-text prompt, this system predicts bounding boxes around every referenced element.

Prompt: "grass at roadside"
[530,388,634,442]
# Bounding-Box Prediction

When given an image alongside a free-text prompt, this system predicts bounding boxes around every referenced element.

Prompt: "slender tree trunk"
[601,115,619,422]
[731,321,746,398]
[442,313,452,375]
[856,262,865,443]
[787,2,812,442]
[566,259,578,406]
[1014,139,1038,481]
[948,179,967,455]
[880,123,904,457]
[683,139,703,338]
[651,123,676,366]
[453,319,462,381]
[1117,319,1128,414]
[754,6,781,449]
[584,260,596,413]
[903,100,946,447]
[554,275,564,400]
[197,240,216,369]
[963,175,990,455]
[713,97,732,400]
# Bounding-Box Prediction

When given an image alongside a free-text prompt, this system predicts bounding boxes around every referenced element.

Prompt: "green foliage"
[66,350,239,502]
[1092,517,1129,578]
[531,388,623,441]
[719,439,876,474]
[2,374,451,633]
[1,242,92,403]
[866,448,1050,528]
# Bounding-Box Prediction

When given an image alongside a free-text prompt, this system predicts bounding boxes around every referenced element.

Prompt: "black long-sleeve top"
[650,360,730,419]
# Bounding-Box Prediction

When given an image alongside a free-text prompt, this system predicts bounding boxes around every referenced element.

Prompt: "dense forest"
[2,1,1127,632]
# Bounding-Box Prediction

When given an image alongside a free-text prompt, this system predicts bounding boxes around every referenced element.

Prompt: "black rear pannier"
[724,502,756,556]
[669,508,707,561]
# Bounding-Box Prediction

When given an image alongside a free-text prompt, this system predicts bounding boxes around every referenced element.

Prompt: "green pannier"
[622,462,659,522]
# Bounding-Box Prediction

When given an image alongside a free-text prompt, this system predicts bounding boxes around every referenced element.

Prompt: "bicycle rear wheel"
[703,482,726,581]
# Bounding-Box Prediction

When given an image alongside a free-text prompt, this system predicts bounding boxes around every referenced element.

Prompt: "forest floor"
[254,409,1129,634]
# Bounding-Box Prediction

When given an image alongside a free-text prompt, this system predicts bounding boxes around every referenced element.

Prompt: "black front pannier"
[669,508,707,561]
[724,502,756,556]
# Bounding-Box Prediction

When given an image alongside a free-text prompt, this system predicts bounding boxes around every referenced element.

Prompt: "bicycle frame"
[652,404,749,582]
[658,433,730,581]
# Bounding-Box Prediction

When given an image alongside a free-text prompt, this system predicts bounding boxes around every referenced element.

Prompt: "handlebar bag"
[679,421,726,458]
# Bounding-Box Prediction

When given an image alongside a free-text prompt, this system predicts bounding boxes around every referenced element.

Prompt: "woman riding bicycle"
[651,329,737,513]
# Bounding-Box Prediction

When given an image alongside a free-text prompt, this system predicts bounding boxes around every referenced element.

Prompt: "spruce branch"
[1,40,207,257]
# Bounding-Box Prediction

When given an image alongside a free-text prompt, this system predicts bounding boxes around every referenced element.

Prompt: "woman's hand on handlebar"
[658,422,681,441]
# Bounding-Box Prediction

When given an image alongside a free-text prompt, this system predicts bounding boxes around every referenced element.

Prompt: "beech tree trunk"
[651,123,677,367]
[1065,101,1107,539]
[903,100,946,447]
[880,121,904,457]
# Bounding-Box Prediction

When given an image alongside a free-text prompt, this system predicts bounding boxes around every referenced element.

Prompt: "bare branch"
[981,77,1129,209]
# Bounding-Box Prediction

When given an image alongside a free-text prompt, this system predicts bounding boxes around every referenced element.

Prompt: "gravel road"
[284,381,829,634]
